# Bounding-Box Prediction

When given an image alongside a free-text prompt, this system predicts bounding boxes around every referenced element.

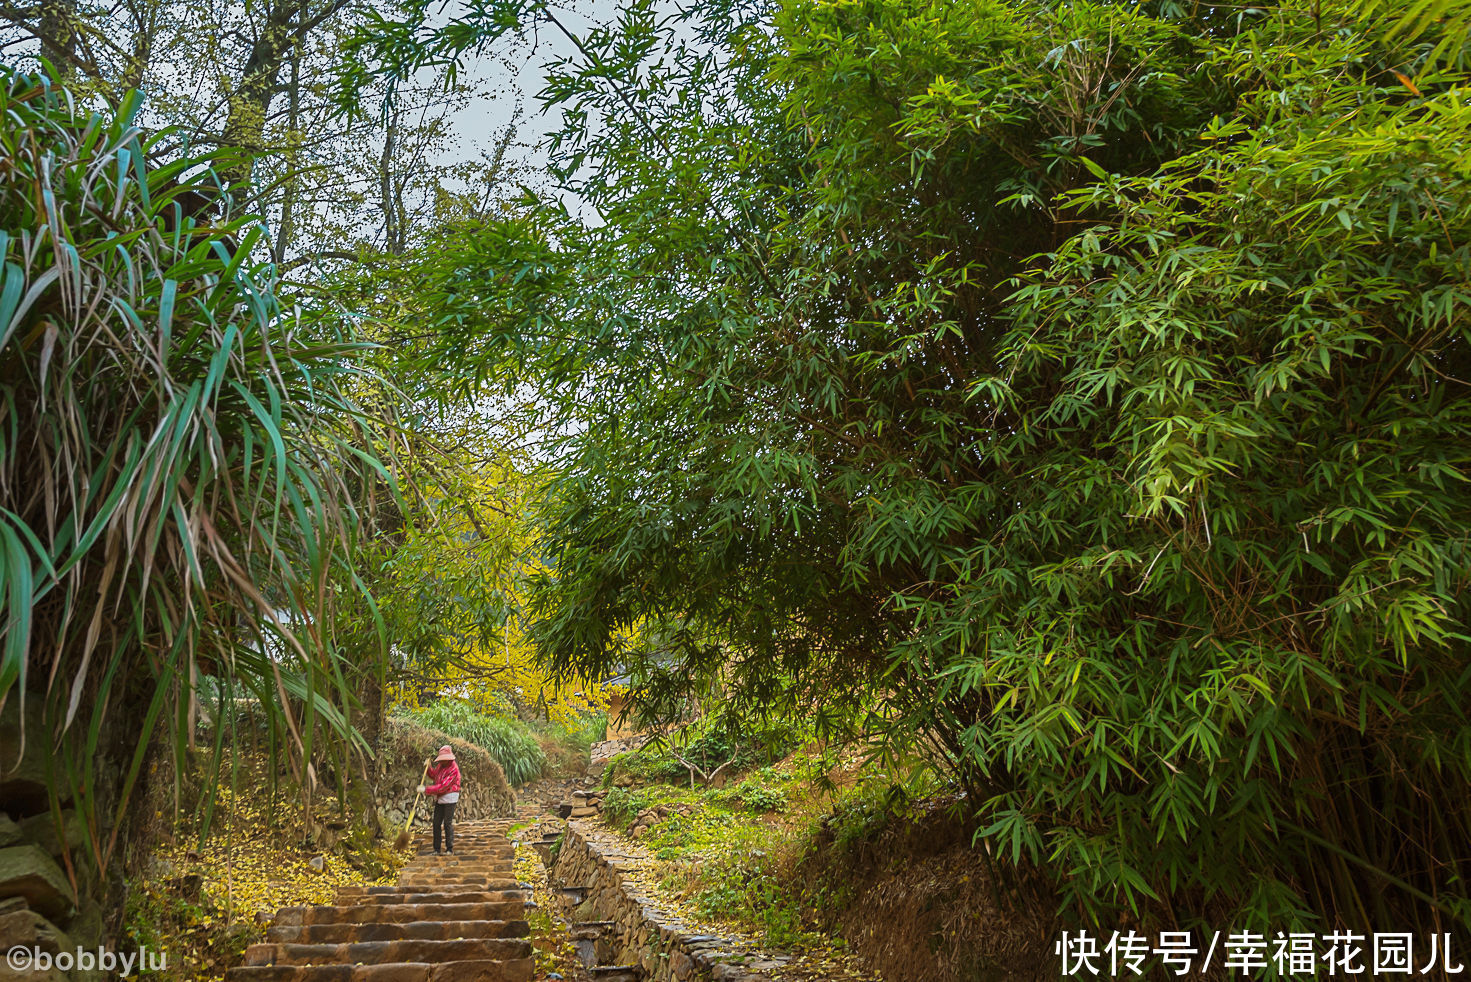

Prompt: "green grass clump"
[709,776,790,813]
[691,861,822,950]
[599,786,658,826]
[544,713,607,751]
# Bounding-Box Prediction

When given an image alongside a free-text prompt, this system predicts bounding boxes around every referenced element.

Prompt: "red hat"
[435,745,455,762]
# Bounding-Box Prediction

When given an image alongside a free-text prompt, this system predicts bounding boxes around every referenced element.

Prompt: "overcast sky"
[435,1,618,200]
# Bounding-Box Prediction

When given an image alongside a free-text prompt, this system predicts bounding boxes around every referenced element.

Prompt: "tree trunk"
[219,0,348,191]
[273,49,302,262]
[219,6,293,190]
[379,115,401,254]
[35,0,80,77]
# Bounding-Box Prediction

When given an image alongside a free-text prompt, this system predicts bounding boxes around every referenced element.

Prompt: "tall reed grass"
[399,702,547,785]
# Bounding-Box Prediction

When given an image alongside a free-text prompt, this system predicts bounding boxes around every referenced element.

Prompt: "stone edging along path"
[541,818,794,982]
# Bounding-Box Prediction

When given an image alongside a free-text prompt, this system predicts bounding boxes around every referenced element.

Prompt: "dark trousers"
[432,801,456,853]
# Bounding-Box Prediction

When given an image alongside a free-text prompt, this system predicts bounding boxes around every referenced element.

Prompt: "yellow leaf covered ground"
[126,766,409,981]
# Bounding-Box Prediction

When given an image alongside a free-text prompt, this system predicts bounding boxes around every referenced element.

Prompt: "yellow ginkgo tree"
[374,424,609,723]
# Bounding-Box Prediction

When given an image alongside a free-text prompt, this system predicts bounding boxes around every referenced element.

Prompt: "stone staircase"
[226,821,534,982]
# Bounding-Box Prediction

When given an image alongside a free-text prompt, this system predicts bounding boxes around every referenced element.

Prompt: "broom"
[395,759,432,850]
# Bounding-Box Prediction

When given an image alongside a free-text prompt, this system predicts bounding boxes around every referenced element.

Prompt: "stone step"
[588,969,638,982]
[268,918,529,944]
[334,890,528,906]
[230,828,530,982]
[242,938,532,967]
[343,878,518,889]
[338,882,521,897]
[399,867,515,877]
[397,866,517,877]
[226,958,534,982]
[275,901,526,927]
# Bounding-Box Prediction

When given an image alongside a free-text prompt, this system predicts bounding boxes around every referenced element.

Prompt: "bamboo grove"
[362,0,1471,935]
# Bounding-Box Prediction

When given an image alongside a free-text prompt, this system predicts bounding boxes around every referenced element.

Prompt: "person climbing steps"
[420,745,462,855]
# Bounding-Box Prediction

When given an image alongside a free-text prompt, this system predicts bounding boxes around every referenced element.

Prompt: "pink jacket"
[424,760,461,797]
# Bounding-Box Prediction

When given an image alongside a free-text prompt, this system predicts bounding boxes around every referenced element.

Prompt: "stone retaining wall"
[586,736,647,782]
[546,820,791,982]
[0,702,107,982]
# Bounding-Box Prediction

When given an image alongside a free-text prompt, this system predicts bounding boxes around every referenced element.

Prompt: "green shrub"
[823,778,913,856]
[691,859,819,950]
[598,786,656,827]
[617,715,811,788]
[536,712,607,755]
[710,779,788,813]
[736,783,787,813]
[0,69,393,869]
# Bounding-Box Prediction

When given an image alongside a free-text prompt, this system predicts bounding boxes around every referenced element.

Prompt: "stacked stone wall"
[547,821,790,982]
[0,701,110,982]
